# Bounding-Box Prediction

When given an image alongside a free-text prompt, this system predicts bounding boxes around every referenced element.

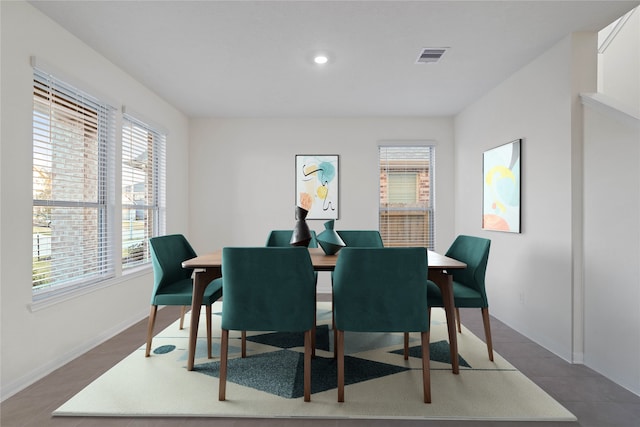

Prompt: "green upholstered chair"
[333,247,432,403]
[266,229,320,353]
[265,230,318,248]
[219,247,317,402]
[265,230,318,356]
[336,230,384,248]
[146,234,223,358]
[330,230,384,356]
[427,235,493,361]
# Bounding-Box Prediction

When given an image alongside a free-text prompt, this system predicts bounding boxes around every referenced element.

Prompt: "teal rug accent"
[391,341,472,368]
[153,344,176,355]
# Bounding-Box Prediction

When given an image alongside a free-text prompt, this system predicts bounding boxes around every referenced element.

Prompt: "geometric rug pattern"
[194,350,410,398]
[193,327,471,399]
[53,301,577,421]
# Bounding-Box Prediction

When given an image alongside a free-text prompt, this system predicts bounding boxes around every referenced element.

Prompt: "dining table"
[182,247,467,373]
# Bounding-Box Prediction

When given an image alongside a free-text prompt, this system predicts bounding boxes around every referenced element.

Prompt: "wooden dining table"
[182,247,467,373]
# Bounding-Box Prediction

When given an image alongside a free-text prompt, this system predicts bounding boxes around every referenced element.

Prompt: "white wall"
[188,117,456,292]
[583,7,640,395]
[0,1,190,399]
[454,33,597,362]
[583,102,640,396]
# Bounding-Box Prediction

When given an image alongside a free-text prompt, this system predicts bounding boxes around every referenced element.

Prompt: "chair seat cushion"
[153,277,223,306]
[427,280,486,308]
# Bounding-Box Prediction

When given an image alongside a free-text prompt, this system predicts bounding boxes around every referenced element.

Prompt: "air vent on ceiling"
[416,47,448,64]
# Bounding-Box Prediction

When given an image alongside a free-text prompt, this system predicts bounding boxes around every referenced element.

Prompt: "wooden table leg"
[429,270,459,374]
[187,268,220,371]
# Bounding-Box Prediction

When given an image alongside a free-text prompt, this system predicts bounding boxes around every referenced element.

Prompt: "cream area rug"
[54,302,576,421]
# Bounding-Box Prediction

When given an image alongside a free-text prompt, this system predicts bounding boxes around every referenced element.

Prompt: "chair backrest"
[148,234,197,300]
[336,230,384,247]
[221,247,317,332]
[333,247,429,333]
[445,235,491,305]
[265,230,318,248]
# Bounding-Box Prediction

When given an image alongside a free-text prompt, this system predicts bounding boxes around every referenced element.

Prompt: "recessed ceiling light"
[314,55,329,65]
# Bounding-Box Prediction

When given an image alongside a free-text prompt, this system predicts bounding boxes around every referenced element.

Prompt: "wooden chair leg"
[332,294,337,359]
[304,329,312,402]
[481,307,494,361]
[312,294,317,358]
[219,329,229,401]
[311,323,316,358]
[337,330,345,402]
[421,331,431,403]
[403,332,410,360]
[206,304,212,359]
[331,291,335,330]
[241,330,247,358]
[179,306,187,329]
[145,306,158,357]
[455,307,462,333]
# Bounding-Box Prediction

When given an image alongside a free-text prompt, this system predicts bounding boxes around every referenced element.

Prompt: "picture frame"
[295,155,339,220]
[482,139,521,233]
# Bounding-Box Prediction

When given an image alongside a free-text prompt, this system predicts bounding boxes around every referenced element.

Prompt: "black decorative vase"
[290,206,312,247]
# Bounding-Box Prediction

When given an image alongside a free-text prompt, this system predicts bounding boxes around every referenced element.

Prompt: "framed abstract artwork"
[295,155,339,219]
[482,139,521,233]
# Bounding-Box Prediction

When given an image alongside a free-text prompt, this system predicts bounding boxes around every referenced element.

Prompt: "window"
[32,69,116,296]
[121,115,166,269]
[379,145,435,249]
[32,67,167,302]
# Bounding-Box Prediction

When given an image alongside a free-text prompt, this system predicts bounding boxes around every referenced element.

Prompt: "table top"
[182,247,466,270]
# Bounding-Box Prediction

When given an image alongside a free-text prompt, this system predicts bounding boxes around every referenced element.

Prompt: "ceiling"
[29,1,639,118]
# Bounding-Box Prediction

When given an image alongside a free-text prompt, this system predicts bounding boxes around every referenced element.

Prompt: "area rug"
[53,302,576,421]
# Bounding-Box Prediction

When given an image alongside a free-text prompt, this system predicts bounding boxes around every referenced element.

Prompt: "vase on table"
[316,219,345,255]
[290,206,312,247]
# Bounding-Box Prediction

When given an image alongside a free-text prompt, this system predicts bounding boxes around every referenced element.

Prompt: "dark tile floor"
[2,297,639,427]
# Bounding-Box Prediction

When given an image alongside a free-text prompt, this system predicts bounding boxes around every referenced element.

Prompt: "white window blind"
[32,68,116,296]
[121,115,166,269]
[379,145,435,249]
